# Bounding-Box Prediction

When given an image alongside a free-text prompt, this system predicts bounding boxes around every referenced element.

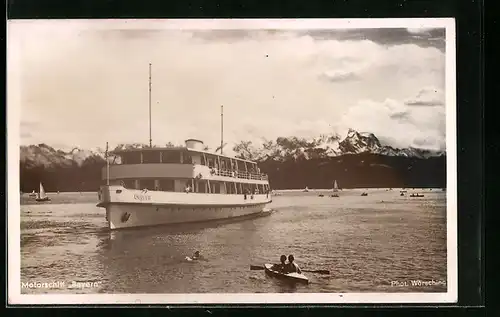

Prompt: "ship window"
[141,179,155,190]
[249,163,257,174]
[121,152,141,164]
[159,179,175,192]
[106,179,122,186]
[219,158,227,171]
[162,151,181,163]
[235,160,242,171]
[197,180,207,193]
[121,179,135,189]
[206,155,215,168]
[142,151,160,164]
[183,152,193,164]
[212,182,221,194]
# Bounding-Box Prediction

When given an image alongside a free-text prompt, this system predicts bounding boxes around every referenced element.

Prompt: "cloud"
[389,111,410,121]
[406,27,436,35]
[319,70,359,82]
[9,21,447,153]
[405,87,445,106]
[338,91,446,151]
[303,28,445,51]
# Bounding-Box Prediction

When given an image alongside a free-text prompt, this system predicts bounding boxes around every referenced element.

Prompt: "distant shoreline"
[20,188,445,195]
[20,191,98,195]
[275,187,444,192]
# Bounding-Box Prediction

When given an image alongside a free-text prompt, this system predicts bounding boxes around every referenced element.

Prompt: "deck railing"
[210,168,268,181]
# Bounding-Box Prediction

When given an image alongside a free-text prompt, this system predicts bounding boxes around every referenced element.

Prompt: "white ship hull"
[98,185,271,230]
[104,203,267,230]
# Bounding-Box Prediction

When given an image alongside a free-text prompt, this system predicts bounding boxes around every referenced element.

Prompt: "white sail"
[333,180,338,192]
[39,182,47,199]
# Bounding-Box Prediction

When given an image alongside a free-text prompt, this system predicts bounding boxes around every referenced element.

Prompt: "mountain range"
[20,129,444,168]
[233,128,444,162]
[19,129,446,191]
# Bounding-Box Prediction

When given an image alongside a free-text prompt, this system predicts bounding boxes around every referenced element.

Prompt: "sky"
[8,19,451,154]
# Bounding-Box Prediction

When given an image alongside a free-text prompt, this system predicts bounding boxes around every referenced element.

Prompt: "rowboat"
[264,263,309,284]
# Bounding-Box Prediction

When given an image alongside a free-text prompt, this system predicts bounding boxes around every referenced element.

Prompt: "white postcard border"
[7,17,457,305]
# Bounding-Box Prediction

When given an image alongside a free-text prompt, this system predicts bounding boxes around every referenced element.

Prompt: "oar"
[301,269,330,274]
[250,265,265,270]
[250,265,330,275]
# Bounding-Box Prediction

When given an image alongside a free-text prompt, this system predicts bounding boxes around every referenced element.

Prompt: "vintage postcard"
[7,18,457,304]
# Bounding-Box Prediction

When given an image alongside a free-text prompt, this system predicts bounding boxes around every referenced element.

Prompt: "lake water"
[19,188,447,294]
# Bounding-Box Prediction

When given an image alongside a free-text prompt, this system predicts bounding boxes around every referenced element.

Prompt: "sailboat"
[330,180,339,197]
[35,182,51,202]
[28,190,37,198]
[303,186,309,192]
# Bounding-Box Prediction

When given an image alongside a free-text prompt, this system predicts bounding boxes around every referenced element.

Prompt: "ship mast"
[105,142,109,186]
[220,105,224,154]
[149,63,152,148]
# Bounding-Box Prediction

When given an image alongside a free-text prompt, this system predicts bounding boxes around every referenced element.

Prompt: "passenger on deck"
[284,254,302,274]
[271,255,287,272]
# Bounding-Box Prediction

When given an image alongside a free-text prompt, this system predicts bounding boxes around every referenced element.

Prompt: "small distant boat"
[35,183,51,202]
[318,194,324,197]
[303,186,309,192]
[28,190,37,198]
[410,193,425,198]
[330,180,339,197]
[361,192,368,196]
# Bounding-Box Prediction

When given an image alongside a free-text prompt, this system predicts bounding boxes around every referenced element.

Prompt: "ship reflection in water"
[20,189,447,294]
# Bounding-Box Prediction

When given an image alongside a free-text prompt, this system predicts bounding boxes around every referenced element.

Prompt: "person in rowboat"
[271,255,287,273]
[284,254,302,274]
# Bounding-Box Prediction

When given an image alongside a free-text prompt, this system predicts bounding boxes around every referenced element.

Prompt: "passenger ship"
[97,139,272,230]
[97,64,271,229]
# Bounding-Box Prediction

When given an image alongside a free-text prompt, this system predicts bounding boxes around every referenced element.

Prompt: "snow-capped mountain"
[337,129,444,158]
[238,129,444,162]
